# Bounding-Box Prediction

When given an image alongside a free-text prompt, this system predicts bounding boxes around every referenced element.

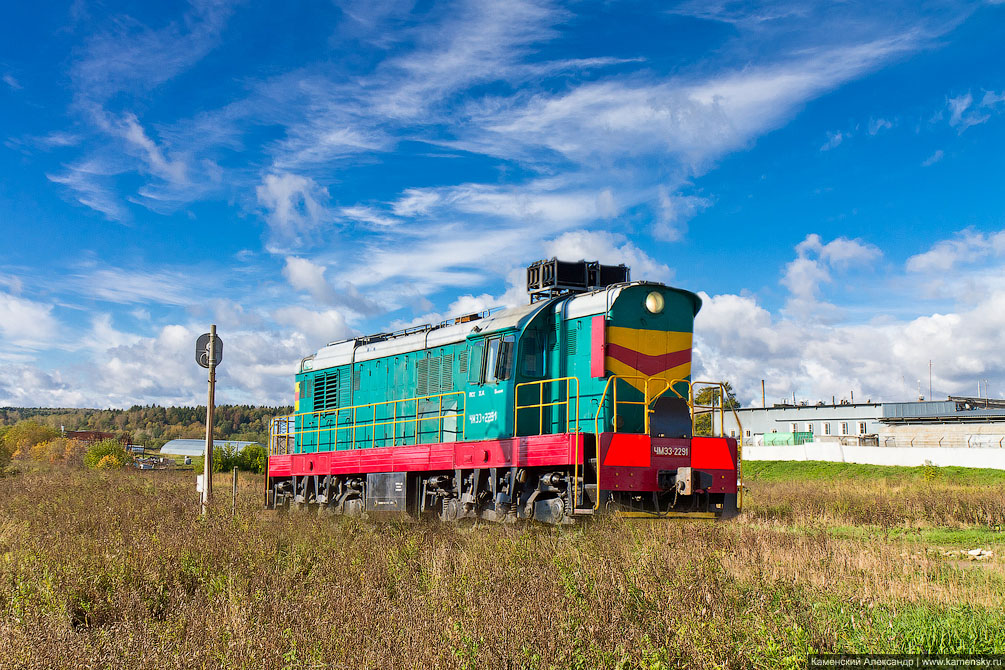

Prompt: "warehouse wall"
[744,441,1005,470]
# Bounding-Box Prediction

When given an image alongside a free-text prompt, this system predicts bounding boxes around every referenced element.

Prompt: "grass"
[0,461,1001,668]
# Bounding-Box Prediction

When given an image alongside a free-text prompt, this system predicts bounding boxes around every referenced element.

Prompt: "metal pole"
[929,360,932,400]
[761,380,765,409]
[232,466,238,517]
[202,324,216,515]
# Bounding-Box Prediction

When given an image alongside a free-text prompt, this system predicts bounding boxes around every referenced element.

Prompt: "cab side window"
[469,335,515,384]
[484,339,501,383]
[468,342,484,384]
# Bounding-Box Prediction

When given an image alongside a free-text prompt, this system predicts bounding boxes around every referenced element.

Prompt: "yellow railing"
[513,376,581,436]
[691,379,747,510]
[268,390,465,455]
[590,375,688,509]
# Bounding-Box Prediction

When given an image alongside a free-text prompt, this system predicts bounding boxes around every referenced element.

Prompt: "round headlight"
[645,291,665,314]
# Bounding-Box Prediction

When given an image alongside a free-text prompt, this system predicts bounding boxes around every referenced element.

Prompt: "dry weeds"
[0,465,1002,669]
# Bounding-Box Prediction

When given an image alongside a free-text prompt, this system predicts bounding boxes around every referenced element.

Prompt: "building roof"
[734,398,1005,424]
[159,439,260,455]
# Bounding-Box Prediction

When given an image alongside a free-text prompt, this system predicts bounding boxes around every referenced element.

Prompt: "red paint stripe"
[591,316,606,378]
[606,343,691,376]
[268,433,585,477]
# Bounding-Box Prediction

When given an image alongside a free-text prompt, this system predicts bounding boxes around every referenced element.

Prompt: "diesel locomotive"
[266,258,743,523]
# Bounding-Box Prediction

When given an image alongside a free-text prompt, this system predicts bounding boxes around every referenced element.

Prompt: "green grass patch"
[745,460,1005,486]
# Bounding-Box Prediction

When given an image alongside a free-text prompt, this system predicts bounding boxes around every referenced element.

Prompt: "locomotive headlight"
[645,291,665,314]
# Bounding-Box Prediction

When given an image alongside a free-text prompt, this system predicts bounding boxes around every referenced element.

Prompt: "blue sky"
[2,0,1005,408]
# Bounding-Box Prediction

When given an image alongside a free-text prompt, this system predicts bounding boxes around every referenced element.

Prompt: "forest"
[0,405,292,450]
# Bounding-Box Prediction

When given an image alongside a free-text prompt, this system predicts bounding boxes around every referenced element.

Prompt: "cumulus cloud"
[697,228,1005,405]
[780,234,881,317]
[283,256,338,305]
[695,286,1005,407]
[906,229,1005,273]
[0,292,61,351]
[282,256,380,316]
[545,230,672,283]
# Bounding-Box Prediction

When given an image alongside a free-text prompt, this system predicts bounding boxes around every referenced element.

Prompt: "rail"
[590,375,688,509]
[690,380,744,511]
[513,376,581,436]
[268,390,466,455]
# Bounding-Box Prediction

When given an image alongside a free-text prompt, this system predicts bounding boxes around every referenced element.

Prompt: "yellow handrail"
[689,380,744,510]
[590,375,690,509]
[513,377,581,436]
[268,390,466,455]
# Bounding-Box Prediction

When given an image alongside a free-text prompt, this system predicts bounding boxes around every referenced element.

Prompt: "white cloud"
[921,149,944,166]
[655,190,710,241]
[392,189,441,217]
[0,292,60,350]
[339,205,400,228]
[781,234,881,317]
[3,74,21,90]
[695,286,1005,406]
[118,113,188,185]
[70,0,234,104]
[906,229,1005,273]
[868,117,893,135]
[256,173,331,250]
[820,131,845,151]
[46,160,127,220]
[272,306,351,350]
[945,89,1005,132]
[282,257,338,305]
[546,230,672,284]
[73,268,194,305]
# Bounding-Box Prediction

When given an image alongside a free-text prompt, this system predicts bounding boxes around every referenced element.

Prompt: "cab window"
[470,336,514,384]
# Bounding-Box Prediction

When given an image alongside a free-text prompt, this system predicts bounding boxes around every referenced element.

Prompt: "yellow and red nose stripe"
[604,326,692,389]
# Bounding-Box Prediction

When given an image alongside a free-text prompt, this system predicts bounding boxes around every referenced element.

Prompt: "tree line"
[0,405,292,450]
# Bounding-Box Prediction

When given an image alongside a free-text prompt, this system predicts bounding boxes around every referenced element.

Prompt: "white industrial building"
[715,396,1005,469]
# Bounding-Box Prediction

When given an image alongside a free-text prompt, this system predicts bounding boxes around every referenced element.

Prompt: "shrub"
[83,439,129,470]
[239,443,268,474]
[212,442,267,474]
[2,420,59,455]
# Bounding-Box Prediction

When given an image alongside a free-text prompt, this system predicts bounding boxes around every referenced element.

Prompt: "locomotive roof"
[303,281,696,373]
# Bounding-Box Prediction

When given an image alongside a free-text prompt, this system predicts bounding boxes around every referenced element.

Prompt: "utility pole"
[929,360,933,400]
[761,379,765,409]
[203,325,217,514]
[195,325,223,516]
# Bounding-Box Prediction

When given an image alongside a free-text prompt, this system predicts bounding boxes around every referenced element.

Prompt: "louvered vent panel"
[338,371,350,407]
[313,373,327,410]
[566,330,578,355]
[352,369,361,391]
[458,350,468,375]
[428,356,442,394]
[441,354,453,390]
[416,358,429,396]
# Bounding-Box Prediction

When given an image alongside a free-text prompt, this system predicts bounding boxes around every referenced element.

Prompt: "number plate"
[653,445,689,457]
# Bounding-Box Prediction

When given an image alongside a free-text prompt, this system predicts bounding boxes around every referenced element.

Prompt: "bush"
[3,420,59,457]
[240,443,268,474]
[212,442,267,474]
[83,439,129,470]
